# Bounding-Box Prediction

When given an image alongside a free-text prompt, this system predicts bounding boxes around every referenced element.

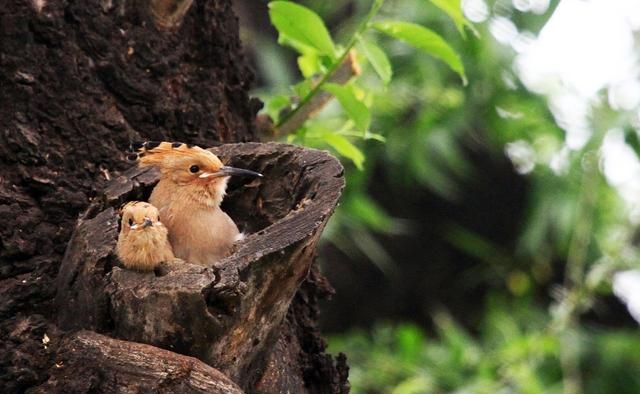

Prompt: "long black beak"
[221,166,263,178]
[142,218,153,228]
[200,166,263,179]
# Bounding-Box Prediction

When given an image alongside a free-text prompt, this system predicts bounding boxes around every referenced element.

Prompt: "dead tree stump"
[54,142,345,392]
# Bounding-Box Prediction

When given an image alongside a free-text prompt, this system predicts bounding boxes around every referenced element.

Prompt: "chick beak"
[199,166,263,179]
[142,218,153,228]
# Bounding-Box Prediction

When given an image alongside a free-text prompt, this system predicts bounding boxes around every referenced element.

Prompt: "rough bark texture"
[34,331,244,394]
[0,1,348,393]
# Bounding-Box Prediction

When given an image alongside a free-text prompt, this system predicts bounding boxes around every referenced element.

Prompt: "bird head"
[131,141,262,207]
[119,201,165,238]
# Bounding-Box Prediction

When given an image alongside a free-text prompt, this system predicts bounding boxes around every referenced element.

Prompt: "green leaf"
[263,94,291,123]
[292,79,313,99]
[297,51,321,78]
[373,21,466,84]
[276,35,316,56]
[304,125,365,169]
[323,83,371,132]
[346,194,393,232]
[268,1,336,58]
[324,133,365,169]
[340,130,387,142]
[396,324,426,363]
[429,0,478,38]
[363,131,386,142]
[358,38,392,84]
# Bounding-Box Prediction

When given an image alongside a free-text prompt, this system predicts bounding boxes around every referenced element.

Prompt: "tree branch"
[259,50,361,139]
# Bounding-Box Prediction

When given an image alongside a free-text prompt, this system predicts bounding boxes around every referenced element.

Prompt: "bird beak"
[199,166,263,179]
[142,218,153,228]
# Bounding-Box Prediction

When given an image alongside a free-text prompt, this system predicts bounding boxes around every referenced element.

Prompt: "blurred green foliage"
[328,299,640,394]
[254,0,640,392]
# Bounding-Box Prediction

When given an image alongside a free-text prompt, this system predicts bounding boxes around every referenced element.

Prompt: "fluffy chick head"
[131,141,262,207]
[117,201,174,271]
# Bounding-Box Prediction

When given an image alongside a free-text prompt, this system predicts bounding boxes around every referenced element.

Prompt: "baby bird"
[132,141,262,266]
[117,201,175,271]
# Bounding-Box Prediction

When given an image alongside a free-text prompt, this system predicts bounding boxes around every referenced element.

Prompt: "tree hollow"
[55,142,345,388]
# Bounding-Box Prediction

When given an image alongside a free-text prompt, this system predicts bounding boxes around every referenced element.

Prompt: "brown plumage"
[117,201,175,271]
[133,141,262,266]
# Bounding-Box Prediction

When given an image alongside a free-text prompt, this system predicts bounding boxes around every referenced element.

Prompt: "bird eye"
[128,218,134,226]
[189,165,200,173]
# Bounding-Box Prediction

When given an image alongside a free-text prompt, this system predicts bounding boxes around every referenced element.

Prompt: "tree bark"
[0,1,348,393]
[33,331,245,394]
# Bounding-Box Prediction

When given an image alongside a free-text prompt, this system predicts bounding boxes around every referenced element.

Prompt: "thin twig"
[265,0,385,138]
[273,51,361,137]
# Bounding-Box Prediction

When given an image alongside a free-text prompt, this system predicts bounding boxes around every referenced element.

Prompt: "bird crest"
[128,141,224,172]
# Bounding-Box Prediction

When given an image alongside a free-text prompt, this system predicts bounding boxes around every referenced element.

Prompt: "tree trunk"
[0,1,349,393]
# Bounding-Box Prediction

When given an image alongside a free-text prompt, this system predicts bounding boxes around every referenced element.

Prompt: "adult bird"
[133,141,262,266]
